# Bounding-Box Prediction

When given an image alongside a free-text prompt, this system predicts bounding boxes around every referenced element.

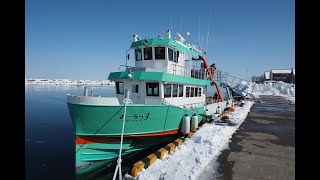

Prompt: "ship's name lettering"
[119,113,150,122]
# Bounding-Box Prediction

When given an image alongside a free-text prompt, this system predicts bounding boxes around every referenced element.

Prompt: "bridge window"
[164,84,171,98]
[174,51,178,63]
[132,84,139,93]
[143,47,153,60]
[195,87,198,97]
[178,85,183,97]
[186,87,190,97]
[168,48,174,61]
[172,84,178,97]
[198,87,202,96]
[135,48,142,61]
[155,47,165,60]
[116,82,124,94]
[191,87,195,97]
[146,82,159,96]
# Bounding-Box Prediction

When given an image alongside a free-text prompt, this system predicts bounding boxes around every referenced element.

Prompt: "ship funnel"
[165,29,171,38]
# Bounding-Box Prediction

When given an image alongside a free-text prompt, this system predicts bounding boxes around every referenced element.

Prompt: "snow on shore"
[232,81,295,103]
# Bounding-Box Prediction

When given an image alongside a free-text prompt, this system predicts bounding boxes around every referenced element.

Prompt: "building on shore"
[252,68,295,84]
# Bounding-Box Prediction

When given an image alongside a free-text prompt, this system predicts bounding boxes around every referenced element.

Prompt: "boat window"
[135,48,142,61]
[178,85,183,97]
[164,84,172,98]
[168,48,174,62]
[191,87,195,97]
[195,87,198,97]
[186,87,190,97]
[155,47,165,60]
[116,82,124,94]
[143,47,153,60]
[146,82,159,96]
[172,84,178,97]
[198,87,202,96]
[174,51,178,63]
[132,84,139,93]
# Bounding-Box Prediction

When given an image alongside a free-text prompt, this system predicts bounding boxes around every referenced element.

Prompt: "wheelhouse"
[107,30,227,108]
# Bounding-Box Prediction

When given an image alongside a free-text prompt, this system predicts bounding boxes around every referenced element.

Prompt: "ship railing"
[169,64,208,80]
[179,102,205,109]
[119,65,135,72]
[162,99,204,113]
[212,69,250,86]
[67,94,120,105]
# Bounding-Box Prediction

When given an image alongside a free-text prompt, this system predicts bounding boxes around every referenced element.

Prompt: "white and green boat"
[67,29,233,175]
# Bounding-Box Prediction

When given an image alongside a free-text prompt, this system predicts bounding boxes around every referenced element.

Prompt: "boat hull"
[68,103,206,166]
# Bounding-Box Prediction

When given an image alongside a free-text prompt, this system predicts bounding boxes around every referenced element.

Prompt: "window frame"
[164,84,172,98]
[132,84,139,93]
[146,82,159,96]
[172,84,178,97]
[168,48,174,62]
[116,82,124,94]
[186,87,190,97]
[191,87,195,97]
[135,48,142,61]
[178,85,183,97]
[143,47,153,60]
[173,51,178,63]
[195,87,198,97]
[155,47,165,60]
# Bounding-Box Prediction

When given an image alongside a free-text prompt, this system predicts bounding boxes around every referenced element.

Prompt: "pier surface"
[199,95,295,180]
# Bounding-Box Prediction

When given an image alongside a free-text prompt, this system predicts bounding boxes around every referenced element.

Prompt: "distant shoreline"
[25,79,115,86]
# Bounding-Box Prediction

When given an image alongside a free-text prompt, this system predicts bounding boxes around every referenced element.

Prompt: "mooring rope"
[112,98,132,180]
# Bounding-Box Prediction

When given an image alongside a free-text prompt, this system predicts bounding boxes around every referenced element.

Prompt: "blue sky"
[26,0,294,80]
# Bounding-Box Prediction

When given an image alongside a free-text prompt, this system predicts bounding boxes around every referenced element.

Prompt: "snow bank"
[130,101,254,180]
[232,81,295,103]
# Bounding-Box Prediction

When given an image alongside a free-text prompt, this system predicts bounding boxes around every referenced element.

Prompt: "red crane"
[198,55,224,102]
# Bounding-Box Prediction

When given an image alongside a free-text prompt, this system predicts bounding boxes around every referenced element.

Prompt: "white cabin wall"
[144,80,162,104]
[135,60,143,68]
[134,47,167,72]
[141,47,155,70]
[115,80,163,104]
[127,80,143,104]
[163,85,206,108]
[133,45,194,76]
[153,46,168,71]
[165,49,192,77]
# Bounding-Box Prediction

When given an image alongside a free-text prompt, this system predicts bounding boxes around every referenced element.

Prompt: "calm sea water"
[25,85,115,180]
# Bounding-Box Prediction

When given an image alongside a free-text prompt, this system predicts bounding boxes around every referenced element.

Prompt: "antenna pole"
[205,8,212,53]
[170,16,173,30]
[179,16,183,33]
[199,16,201,49]
[202,35,204,55]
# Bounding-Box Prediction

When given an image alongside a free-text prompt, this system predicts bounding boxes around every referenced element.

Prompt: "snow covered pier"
[123,102,253,180]
[212,95,295,180]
